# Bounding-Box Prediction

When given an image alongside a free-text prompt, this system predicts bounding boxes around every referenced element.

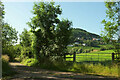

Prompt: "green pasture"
[66,50,114,62]
[68,46,100,50]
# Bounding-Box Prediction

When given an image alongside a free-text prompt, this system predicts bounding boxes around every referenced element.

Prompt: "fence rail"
[64,52,117,62]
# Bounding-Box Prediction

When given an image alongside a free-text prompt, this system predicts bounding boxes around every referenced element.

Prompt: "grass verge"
[21,57,119,78]
[2,55,17,79]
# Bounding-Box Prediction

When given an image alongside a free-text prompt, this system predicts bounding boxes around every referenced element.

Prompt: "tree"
[2,23,18,60]
[2,23,18,48]
[1,1,18,60]
[19,29,34,59]
[20,28,32,47]
[0,1,4,59]
[101,1,120,59]
[27,2,72,61]
[0,1,4,22]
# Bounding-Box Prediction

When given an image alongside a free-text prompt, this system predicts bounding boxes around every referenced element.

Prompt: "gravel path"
[9,62,119,80]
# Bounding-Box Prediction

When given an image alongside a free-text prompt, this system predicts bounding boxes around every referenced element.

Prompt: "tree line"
[1,2,72,62]
[1,1,120,62]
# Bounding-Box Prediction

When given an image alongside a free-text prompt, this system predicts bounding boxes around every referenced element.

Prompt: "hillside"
[71,28,101,41]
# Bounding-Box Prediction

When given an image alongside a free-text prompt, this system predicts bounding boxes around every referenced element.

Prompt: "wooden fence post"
[73,52,76,62]
[112,53,114,61]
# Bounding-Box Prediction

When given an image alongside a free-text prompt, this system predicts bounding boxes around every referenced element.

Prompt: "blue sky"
[3,2,106,36]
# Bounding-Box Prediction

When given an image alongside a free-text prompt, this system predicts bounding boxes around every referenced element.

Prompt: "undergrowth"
[2,55,17,78]
[21,57,119,78]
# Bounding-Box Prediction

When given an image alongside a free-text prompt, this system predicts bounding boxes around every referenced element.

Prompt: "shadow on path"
[9,62,119,80]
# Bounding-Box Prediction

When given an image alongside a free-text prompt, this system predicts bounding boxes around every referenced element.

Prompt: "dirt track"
[9,62,119,80]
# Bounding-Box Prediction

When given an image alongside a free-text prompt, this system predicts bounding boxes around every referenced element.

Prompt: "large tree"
[27,2,72,60]
[0,1,4,58]
[0,1,4,22]
[101,1,120,59]
[1,1,18,60]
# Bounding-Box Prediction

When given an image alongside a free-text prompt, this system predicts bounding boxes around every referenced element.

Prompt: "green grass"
[21,49,119,78]
[2,59,17,78]
[22,57,119,77]
[66,50,114,62]
[68,62,119,77]
[2,55,17,78]
[68,46,100,50]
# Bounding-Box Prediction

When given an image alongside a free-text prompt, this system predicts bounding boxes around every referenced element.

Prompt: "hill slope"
[71,28,100,41]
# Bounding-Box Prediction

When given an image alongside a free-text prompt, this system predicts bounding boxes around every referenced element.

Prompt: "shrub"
[20,47,33,61]
[21,58,38,66]
[2,55,9,62]
[2,46,16,61]
[2,58,16,77]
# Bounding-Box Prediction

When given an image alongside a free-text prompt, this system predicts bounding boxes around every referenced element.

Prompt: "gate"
[64,52,113,63]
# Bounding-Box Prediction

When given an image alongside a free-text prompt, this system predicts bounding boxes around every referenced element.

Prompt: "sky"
[3,2,106,37]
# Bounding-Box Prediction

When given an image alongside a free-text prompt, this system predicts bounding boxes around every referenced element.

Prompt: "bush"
[21,58,38,66]
[20,47,33,61]
[13,44,22,57]
[2,55,9,62]
[2,46,16,61]
[2,58,16,77]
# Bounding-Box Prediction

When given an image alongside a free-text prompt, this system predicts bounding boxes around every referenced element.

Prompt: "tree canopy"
[1,1,18,61]
[27,2,72,60]
[2,23,18,48]
[101,1,120,54]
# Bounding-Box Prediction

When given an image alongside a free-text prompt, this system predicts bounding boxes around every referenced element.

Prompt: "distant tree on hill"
[71,28,101,43]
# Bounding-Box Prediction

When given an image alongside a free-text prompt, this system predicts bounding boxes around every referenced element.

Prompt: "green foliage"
[0,1,18,61]
[21,57,119,77]
[84,40,99,47]
[0,1,4,21]
[21,58,38,66]
[19,29,35,60]
[2,23,18,48]
[2,58,16,77]
[2,23,18,61]
[27,2,72,60]
[67,46,96,54]
[20,28,32,47]
[13,44,22,57]
[20,47,33,61]
[2,46,17,61]
[69,63,118,77]
[101,1,120,55]
[100,44,114,51]
[0,1,19,62]
[71,28,100,43]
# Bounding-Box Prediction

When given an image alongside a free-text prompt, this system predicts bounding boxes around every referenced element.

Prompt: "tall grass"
[69,62,119,77]
[2,55,16,77]
[22,57,119,77]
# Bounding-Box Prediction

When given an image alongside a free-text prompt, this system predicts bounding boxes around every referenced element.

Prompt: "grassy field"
[66,50,114,62]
